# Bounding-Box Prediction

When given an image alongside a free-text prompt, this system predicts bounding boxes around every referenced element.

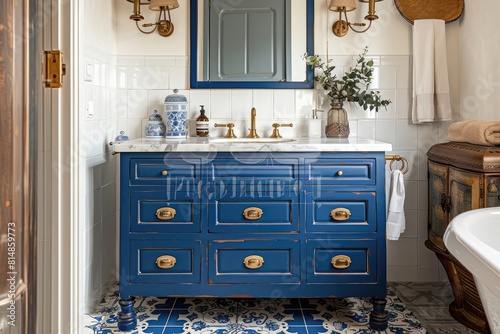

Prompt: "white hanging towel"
[387,170,406,240]
[412,19,452,124]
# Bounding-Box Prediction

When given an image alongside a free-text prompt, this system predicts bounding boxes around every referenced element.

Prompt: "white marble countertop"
[111,137,392,153]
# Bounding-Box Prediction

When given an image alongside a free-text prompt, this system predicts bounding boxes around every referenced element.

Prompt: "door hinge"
[42,50,66,88]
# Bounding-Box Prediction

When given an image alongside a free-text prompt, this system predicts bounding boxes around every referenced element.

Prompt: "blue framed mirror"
[190,0,314,89]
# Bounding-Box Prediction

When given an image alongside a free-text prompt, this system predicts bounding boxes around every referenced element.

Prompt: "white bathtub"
[444,207,500,334]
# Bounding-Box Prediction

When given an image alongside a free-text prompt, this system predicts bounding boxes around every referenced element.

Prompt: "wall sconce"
[126,0,179,37]
[329,0,382,37]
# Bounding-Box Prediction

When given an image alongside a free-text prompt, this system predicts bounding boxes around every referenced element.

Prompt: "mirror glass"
[190,0,314,89]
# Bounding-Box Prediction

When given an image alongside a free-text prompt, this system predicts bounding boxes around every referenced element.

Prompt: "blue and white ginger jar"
[164,89,188,138]
[144,109,166,138]
[115,130,129,141]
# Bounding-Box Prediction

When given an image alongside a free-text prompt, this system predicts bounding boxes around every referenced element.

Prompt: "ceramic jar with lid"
[115,130,129,141]
[144,109,166,138]
[164,89,188,138]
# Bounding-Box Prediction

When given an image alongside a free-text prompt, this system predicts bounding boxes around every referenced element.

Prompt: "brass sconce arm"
[126,0,178,37]
[329,0,381,37]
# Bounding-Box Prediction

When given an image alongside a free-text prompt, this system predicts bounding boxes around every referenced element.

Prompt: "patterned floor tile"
[177,298,297,334]
[165,309,190,327]
[284,326,309,334]
[388,282,481,334]
[153,298,178,310]
[161,328,185,334]
[84,285,427,333]
[306,289,426,334]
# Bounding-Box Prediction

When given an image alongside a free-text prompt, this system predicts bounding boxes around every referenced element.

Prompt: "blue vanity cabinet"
[119,152,203,299]
[118,151,388,331]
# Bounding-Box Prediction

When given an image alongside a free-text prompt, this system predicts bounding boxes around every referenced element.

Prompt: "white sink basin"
[210,138,296,144]
[444,207,500,334]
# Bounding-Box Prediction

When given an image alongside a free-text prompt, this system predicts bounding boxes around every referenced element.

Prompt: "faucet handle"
[270,123,293,138]
[214,123,237,138]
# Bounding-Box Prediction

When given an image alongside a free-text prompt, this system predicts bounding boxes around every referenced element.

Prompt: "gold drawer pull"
[330,208,351,221]
[243,207,263,220]
[243,255,264,269]
[161,170,168,176]
[156,207,176,220]
[156,255,176,269]
[331,255,352,269]
[337,170,343,176]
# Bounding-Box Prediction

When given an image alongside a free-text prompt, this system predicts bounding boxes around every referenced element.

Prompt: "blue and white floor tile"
[84,286,426,334]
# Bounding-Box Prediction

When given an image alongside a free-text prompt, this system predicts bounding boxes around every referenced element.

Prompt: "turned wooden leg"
[369,297,388,331]
[118,297,136,331]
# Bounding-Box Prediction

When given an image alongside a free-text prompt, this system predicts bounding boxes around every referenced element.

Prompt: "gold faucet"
[214,123,237,138]
[270,123,293,138]
[247,107,260,138]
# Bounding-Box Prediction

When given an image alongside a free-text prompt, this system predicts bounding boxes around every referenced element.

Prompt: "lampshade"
[149,0,179,11]
[329,0,357,12]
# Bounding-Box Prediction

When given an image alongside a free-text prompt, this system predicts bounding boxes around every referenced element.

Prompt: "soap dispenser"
[196,105,209,137]
[309,109,323,138]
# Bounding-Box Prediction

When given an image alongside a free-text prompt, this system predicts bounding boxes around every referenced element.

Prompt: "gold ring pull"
[337,171,343,176]
[156,255,176,269]
[161,170,168,176]
[243,255,264,269]
[156,207,176,220]
[330,208,351,221]
[243,207,263,220]
[331,255,352,269]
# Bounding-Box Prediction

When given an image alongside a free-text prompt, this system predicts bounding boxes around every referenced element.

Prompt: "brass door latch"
[42,50,66,88]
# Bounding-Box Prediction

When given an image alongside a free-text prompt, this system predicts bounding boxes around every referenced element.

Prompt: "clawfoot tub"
[444,207,500,334]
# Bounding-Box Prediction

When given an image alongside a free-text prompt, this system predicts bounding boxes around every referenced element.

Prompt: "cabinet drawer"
[305,158,376,186]
[210,158,298,185]
[128,240,201,284]
[305,192,376,233]
[209,240,300,283]
[209,192,299,233]
[129,191,201,233]
[129,158,200,186]
[306,239,377,283]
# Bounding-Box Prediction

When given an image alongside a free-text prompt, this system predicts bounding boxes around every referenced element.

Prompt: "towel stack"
[448,120,500,146]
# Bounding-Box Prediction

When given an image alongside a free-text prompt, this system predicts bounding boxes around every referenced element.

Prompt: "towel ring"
[385,155,410,175]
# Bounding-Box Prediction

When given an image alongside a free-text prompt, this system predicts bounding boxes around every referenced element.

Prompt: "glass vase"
[325,99,350,138]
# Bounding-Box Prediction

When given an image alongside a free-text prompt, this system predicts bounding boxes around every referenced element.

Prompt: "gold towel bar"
[385,155,410,175]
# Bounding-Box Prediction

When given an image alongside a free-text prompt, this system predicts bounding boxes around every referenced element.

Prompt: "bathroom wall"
[81,0,119,312]
[458,0,500,121]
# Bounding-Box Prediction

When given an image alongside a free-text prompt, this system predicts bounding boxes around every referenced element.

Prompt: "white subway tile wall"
[81,44,121,312]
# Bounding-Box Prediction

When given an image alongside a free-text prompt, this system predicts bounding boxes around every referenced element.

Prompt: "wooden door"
[485,175,500,207]
[448,167,482,221]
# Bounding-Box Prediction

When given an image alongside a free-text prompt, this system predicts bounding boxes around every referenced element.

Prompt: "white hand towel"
[412,19,452,124]
[387,170,406,241]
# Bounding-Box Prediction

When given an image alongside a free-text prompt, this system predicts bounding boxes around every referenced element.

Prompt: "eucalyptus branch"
[304,47,392,112]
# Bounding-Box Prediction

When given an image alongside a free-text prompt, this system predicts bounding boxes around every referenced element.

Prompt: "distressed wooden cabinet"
[427,142,500,334]
[117,150,388,330]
